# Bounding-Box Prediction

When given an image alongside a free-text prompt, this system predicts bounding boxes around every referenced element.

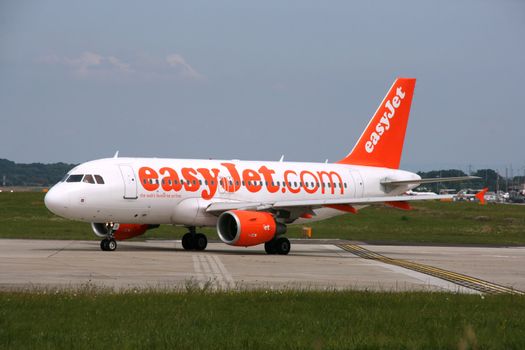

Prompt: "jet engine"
[91,223,158,240]
[216,210,286,247]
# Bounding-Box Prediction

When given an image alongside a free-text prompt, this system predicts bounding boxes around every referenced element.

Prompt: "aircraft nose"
[44,186,69,217]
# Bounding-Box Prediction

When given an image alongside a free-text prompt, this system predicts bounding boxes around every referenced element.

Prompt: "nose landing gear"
[100,238,117,251]
[100,222,117,251]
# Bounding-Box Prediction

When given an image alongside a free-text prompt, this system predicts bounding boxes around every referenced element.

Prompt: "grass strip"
[1,192,525,245]
[1,290,524,349]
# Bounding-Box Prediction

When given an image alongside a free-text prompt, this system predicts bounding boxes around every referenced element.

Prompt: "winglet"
[337,78,416,169]
[475,188,488,205]
[113,150,120,158]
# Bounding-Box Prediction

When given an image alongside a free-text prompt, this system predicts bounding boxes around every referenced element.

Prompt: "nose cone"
[44,186,69,217]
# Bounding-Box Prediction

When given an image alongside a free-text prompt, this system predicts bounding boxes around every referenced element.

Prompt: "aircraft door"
[119,165,138,199]
[350,171,365,198]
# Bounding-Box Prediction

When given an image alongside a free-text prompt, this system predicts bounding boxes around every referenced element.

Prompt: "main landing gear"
[181,227,208,251]
[100,222,117,251]
[264,236,290,255]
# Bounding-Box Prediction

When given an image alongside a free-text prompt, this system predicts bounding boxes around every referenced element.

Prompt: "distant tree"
[471,169,504,192]
[416,169,468,193]
[0,159,76,187]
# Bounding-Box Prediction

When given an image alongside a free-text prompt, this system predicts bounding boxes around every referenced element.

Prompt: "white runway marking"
[192,254,235,290]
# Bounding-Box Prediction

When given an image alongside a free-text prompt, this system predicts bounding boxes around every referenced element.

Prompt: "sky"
[1,0,524,173]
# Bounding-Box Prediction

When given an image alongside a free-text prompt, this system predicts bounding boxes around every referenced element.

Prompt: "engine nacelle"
[91,223,157,241]
[217,210,286,247]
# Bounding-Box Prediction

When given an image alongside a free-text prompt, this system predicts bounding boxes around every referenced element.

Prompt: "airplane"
[44,78,479,254]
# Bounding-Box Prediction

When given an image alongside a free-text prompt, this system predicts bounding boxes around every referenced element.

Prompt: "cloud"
[39,52,204,82]
[165,54,204,80]
[40,52,132,78]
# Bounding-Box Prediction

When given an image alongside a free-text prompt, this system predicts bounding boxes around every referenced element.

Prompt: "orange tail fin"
[475,188,488,205]
[337,78,416,169]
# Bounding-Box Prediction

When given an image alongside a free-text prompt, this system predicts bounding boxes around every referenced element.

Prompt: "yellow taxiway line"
[338,244,524,295]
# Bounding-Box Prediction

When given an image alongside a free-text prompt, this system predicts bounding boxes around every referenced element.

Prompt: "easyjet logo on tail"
[365,86,406,154]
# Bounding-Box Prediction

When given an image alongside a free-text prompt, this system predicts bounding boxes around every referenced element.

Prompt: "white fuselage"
[44,157,420,227]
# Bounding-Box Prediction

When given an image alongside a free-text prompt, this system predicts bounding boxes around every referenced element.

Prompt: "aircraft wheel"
[181,233,195,250]
[100,239,109,251]
[194,233,208,251]
[275,237,290,255]
[107,238,117,251]
[264,240,277,255]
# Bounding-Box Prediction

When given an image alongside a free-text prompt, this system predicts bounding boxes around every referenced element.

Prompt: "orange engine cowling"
[91,223,157,241]
[216,210,286,247]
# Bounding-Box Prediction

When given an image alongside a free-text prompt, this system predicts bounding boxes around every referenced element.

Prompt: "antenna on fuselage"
[279,155,284,162]
[325,159,329,163]
[113,151,119,158]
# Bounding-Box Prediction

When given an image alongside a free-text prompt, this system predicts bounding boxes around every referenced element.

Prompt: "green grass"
[1,192,525,245]
[1,290,524,349]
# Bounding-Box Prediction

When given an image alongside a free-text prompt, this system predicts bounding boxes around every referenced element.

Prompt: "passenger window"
[344,183,347,188]
[94,175,105,184]
[66,175,83,183]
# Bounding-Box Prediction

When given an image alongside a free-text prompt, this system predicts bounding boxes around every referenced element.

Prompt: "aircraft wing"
[205,194,453,214]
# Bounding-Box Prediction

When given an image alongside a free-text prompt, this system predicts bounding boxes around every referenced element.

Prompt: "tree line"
[417,169,522,193]
[0,159,76,187]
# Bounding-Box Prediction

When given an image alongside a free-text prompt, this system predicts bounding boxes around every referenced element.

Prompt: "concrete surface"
[0,239,523,293]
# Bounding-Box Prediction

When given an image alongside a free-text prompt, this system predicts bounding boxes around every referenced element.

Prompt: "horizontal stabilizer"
[381,176,480,186]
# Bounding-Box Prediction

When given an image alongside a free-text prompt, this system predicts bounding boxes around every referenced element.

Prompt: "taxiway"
[0,239,523,294]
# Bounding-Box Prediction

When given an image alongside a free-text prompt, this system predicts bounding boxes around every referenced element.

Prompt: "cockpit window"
[94,175,105,184]
[66,175,83,183]
[83,175,95,184]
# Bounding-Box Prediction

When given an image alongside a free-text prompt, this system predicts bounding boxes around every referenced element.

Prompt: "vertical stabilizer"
[337,78,416,169]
